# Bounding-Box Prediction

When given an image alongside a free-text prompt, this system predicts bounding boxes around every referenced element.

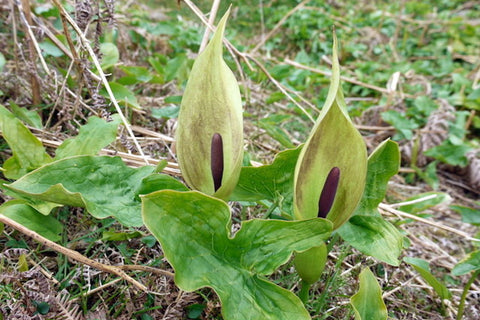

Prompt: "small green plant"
[0,8,406,320]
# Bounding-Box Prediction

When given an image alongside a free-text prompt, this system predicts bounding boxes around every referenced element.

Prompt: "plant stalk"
[456,269,480,320]
[298,280,311,303]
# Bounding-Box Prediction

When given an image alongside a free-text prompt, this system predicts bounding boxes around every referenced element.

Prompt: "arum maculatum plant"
[175,8,243,201]
[293,33,368,298]
[0,6,400,318]
[142,10,334,320]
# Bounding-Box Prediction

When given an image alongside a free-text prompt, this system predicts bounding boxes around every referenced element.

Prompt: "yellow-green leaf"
[351,268,388,320]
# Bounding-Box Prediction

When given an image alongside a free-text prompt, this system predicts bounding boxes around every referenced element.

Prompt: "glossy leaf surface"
[339,216,403,266]
[142,190,332,320]
[5,156,155,226]
[0,202,63,242]
[231,147,301,216]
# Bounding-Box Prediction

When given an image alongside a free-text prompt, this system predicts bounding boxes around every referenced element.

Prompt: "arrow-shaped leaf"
[231,146,301,216]
[142,190,332,320]
[4,156,157,226]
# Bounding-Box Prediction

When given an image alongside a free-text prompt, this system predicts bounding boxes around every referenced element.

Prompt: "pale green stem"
[457,269,480,320]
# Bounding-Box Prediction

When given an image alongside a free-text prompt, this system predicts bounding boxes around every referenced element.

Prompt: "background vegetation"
[0,0,479,319]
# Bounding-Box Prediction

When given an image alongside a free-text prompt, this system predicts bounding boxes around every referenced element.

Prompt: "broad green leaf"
[398,192,451,214]
[337,139,403,266]
[176,9,243,200]
[0,202,63,242]
[101,82,141,109]
[100,42,119,69]
[355,139,400,216]
[4,156,155,227]
[350,268,388,320]
[452,251,480,276]
[55,115,121,159]
[9,101,43,129]
[294,34,368,230]
[165,53,191,83]
[338,216,403,266]
[0,104,52,179]
[450,205,480,226]
[142,190,332,320]
[231,147,301,216]
[404,257,451,300]
[136,173,188,196]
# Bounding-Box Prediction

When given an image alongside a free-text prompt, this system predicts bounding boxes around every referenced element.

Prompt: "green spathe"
[176,9,243,200]
[293,34,367,230]
[142,190,332,320]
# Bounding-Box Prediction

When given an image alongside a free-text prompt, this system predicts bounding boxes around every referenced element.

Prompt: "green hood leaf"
[142,190,332,319]
[176,9,243,200]
[293,34,367,229]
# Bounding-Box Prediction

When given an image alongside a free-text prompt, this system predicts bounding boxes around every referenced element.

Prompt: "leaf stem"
[456,269,480,320]
[298,280,311,303]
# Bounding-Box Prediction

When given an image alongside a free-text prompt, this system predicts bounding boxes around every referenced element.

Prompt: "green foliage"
[404,257,452,300]
[338,140,403,266]
[0,202,63,242]
[450,205,480,226]
[142,190,332,319]
[8,102,43,129]
[101,82,141,109]
[55,115,121,159]
[350,268,387,320]
[99,42,119,69]
[0,105,52,179]
[4,156,155,226]
[452,251,480,276]
[231,147,301,217]
[0,52,5,72]
[5,1,474,317]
